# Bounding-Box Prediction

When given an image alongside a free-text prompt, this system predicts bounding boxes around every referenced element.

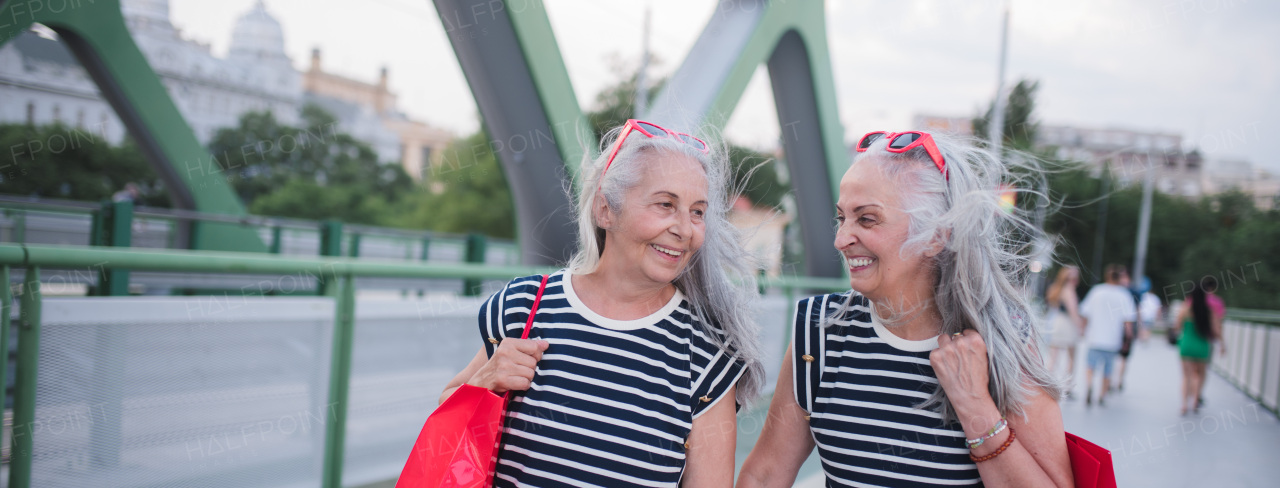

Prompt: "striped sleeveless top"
[793,292,982,487]
[479,271,745,487]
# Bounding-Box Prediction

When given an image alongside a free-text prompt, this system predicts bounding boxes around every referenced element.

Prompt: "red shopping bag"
[395,275,549,488]
[1065,432,1117,488]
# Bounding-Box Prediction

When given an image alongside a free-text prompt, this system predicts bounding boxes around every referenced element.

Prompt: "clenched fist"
[931,329,993,414]
[467,338,549,393]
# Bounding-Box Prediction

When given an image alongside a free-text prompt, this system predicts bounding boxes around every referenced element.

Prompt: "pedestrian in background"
[1136,279,1162,342]
[1045,265,1084,393]
[112,182,140,203]
[1078,264,1137,406]
[1113,270,1138,392]
[1174,277,1225,415]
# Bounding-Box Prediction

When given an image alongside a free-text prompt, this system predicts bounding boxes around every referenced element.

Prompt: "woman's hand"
[467,338,549,393]
[931,329,995,416]
[934,331,1074,487]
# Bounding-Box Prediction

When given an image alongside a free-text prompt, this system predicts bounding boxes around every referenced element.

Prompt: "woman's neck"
[870,290,943,341]
[573,256,675,320]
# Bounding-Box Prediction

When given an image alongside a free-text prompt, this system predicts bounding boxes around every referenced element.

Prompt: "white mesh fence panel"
[35,297,334,488]
[341,296,487,486]
[27,290,800,487]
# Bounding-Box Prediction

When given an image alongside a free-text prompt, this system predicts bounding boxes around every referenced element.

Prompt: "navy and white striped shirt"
[479,271,745,487]
[793,292,982,487]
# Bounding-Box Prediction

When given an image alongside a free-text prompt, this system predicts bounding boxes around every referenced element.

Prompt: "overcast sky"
[169,0,1279,172]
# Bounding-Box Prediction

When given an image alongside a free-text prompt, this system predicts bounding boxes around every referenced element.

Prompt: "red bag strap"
[520,274,550,340]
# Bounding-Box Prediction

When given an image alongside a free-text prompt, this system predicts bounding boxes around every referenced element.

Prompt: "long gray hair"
[835,133,1064,423]
[567,125,765,405]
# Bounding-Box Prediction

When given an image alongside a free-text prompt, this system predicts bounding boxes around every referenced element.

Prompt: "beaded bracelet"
[965,417,1008,449]
[969,427,1016,463]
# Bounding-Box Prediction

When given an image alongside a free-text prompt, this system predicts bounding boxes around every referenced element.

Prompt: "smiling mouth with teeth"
[846,257,874,268]
[651,244,683,257]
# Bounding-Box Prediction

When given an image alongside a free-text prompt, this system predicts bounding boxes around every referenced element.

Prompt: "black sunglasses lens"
[859,133,885,149]
[678,133,706,150]
[636,121,668,137]
[889,133,920,149]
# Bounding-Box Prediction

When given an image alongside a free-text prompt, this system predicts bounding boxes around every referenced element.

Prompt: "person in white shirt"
[1137,290,1162,341]
[1078,264,1137,406]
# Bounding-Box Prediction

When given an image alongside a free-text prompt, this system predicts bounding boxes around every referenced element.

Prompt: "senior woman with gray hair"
[738,132,1072,487]
[440,120,763,487]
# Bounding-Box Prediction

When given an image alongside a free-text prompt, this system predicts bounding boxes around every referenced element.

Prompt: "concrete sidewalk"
[1061,337,1280,487]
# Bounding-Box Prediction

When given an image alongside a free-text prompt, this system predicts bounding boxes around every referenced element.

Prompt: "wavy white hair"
[832,133,1065,423]
[567,125,765,404]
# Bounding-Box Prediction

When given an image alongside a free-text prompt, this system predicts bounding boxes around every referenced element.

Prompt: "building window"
[26,102,34,125]
[77,109,85,128]
[52,104,61,123]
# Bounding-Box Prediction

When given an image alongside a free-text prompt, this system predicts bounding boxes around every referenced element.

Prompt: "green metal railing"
[0,197,521,267]
[0,243,846,488]
[1226,308,1280,326]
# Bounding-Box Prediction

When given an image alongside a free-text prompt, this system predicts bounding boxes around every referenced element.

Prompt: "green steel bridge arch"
[0,0,267,252]
[1,0,847,277]
[434,0,846,276]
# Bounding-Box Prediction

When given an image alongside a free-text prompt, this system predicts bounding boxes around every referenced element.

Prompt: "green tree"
[585,70,661,142]
[1170,193,1279,309]
[0,123,170,206]
[205,104,414,225]
[248,179,395,225]
[974,79,1041,151]
[727,144,788,209]
[991,80,1272,307]
[395,132,515,238]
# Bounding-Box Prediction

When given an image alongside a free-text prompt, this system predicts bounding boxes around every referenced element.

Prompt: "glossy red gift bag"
[1065,432,1117,488]
[394,275,549,488]
[395,384,508,487]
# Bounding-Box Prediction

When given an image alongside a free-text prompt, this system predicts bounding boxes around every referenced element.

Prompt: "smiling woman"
[438,120,763,488]
[738,133,1075,488]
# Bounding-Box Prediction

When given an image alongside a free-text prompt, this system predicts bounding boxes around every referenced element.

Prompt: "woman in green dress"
[1173,277,1224,415]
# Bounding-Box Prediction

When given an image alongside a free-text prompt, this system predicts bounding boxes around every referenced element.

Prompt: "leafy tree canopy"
[206,104,414,225]
[989,79,1280,309]
[0,122,169,206]
[974,79,1041,152]
[392,132,515,239]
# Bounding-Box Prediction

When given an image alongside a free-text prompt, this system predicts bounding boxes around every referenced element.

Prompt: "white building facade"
[0,0,428,169]
[1,0,302,146]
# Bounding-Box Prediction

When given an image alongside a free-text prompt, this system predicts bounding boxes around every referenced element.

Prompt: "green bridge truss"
[0,0,266,252]
[1,0,847,277]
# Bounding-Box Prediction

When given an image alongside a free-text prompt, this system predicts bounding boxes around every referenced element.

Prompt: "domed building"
[0,0,447,179]
[0,0,300,143]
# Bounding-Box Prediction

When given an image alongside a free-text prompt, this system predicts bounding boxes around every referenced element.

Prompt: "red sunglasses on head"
[855,131,948,180]
[602,119,709,179]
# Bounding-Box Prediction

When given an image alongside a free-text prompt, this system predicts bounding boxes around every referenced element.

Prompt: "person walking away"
[1078,264,1136,406]
[1136,285,1162,342]
[1045,266,1084,393]
[1173,277,1225,415]
[1113,272,1137,391]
